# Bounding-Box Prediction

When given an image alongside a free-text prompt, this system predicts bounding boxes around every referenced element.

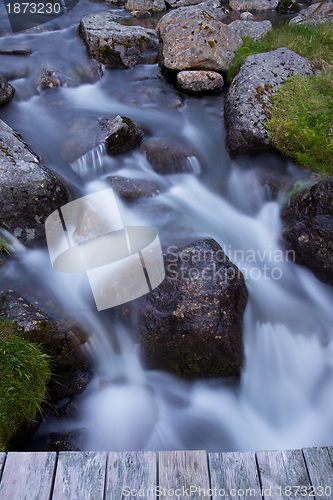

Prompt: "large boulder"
[0,75,15,106]
[230,0,278,10]
[156,3,242,71]
[0,119,69,244]
[136,238,247,377]
[229,20,272,41]
[177,70,224,92]
[79,13,159,69]
[225,48,317,156]
[281,176,333,286]
[290,1,333,25]
[125,0,165,12]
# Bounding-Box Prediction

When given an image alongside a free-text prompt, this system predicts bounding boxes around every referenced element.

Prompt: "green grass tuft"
[0,319,51,451]
[266,70,333,177]
[227,22,333,82]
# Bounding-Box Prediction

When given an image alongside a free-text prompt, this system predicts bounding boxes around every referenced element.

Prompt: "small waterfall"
[70,143,106,177]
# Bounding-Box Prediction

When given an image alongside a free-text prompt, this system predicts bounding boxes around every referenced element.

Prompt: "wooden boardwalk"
[0,448,333,500]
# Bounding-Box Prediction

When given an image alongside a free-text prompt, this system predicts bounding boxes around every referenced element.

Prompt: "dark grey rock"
[281,175,333,286]
[0,47,32,55]
[229,19,272,41]
[225,48,317,156]
[43,441,80,452]
[99,115,144,155]
[0,119,69,244]
[177,70,224,92]
[142,138,194,174]
[79,12,159,69]
[0,75,15,106]
[230,0,278,10]
[107,176,160,199]
[157,2,241,71]
[136,238,247,377]
[290,1,333,25]
[279,0,300,13]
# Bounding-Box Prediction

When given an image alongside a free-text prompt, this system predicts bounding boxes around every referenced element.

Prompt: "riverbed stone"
[130,10,152,16]
[79,12,159,69]
[125,0,165,12]
[101,115,144,154]
[225,48,317,156]
[281,175,333,286]
[229,19,272,41]
[0,119,69,244]
[107,176,159,199]
[240,10,254,18]
[0,75,15,106]
[230,0,278,10]
[289,0,333,25]
[177,70,224,92]
[136,238,247,377]
[157,2,242,71]
[0,46,32,55]
[142,138,194,174]
[279,0,300,13]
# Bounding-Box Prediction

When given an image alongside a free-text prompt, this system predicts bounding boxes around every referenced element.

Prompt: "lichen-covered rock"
[137,238,247,377]
[0,75,15,106]
[107,176,159,199]
[229,19,272,41]
[177,70,224,92]
[240,10,254,18]
[157,3,242,71]
[142,138,194,174]
[125,0,165,12]
[230,0,278,10]
[225,48,317,156]
[0,119,69,244]
[289,0,333,25]
[166,0,217,8]
[281,176,333,286]
[79,12,159,69]
[0,291,93,401]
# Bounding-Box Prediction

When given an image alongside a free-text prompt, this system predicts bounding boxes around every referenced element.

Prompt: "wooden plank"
[209,451,261,500]
[0,454,6,481]
[52,451,107,500]
[303,447,333,499]
[256,449,311,500]
[105,451,156,500]
[0,451,56,500]
[159,450,210,500]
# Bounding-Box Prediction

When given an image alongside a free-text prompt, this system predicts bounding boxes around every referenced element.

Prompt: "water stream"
[1,0,333,452]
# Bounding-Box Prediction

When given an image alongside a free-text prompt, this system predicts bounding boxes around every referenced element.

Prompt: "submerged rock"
[0,119,68,244]
[79,12,159,69]
[157,3,241,71]
[225,48,317,156]
[0,75,15,106]
[130,10,152,16]
[230,0,278,10]
[137,238,247,377]
[125,0,165,12]
[281,176,333,286]
[142,138,194,174]
[177,70,224,92]
[0,46,32,55]
[290,1,333,25]
[107,176,159,199]
[229,19,272,41]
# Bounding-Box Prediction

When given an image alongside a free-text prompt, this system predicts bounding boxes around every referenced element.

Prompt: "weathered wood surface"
[0,451,56,500]
[303,447,333,499]
[0,454,6,480]
[105,451,157,500]
[52,451,107,500]
[159,450,210,500]
[256,449,311,500]
[209,451,261,500]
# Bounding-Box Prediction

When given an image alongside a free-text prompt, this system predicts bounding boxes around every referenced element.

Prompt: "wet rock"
[289,0,333,25]
[0,119,69,244]
[225,48,317,156]
[38,76,59,90]
[137,238,247,377]
[177,70,224,92]
[43,441,80,452]
[0,291,92,401]
[79,12,159,69]
[281,175,333,286]
[130,10,152,16]
[125,0,165,12]
[50,429,88,449]
[0,75,15,106]
[0,47,32,55]
[156,2,241,71]
[279,0,300,13]
[230,0,278,10]
[166,0,209,7]
[56,399,82,420]
[107,176,160,199]
[229,19,272,41]
[100,115,144,155]
[142,138,194,174]
[240,10,254,18]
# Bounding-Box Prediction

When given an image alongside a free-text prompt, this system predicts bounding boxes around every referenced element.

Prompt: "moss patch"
[0,319,51,451]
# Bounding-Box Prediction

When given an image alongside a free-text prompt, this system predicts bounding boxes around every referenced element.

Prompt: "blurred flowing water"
[1,0,333,452]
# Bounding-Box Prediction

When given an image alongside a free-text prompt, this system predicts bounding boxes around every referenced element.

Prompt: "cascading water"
[1,0,333,453]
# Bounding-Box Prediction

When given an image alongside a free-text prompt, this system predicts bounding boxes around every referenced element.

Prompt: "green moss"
[0,319,51,451]
[266,69,333,177]
[227,22,333,83]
